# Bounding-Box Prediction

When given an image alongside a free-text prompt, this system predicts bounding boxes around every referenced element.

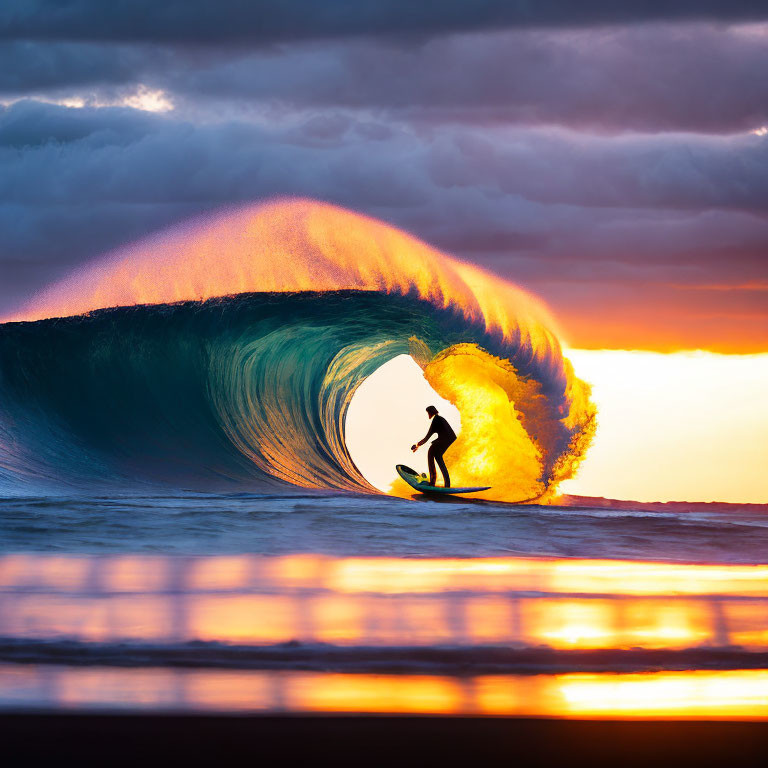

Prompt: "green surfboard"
[396,464,491,496]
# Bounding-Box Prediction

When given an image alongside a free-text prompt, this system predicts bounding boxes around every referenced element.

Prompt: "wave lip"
[4,198,562,343]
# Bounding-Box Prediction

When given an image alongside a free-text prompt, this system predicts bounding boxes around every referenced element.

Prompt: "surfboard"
[396,464,491,496]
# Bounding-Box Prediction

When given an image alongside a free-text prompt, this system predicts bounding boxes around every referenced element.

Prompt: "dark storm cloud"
[0,99,159,148]
[2,1,767,44]
[425,129,768,212]
[3,100,767,212]
[5,25,767,135]
[161,26,768,134]
[0,41,171,93]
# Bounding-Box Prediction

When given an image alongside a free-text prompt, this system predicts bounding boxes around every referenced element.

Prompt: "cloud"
[2,1,768,44]
[0,41,166,93]
[0,98,766,352]
[0,99,161,148]
[1,6,766,352]
[168,25,768,134]
[425,127,768,211]
[3,99,767,211]
[5,26,768,134]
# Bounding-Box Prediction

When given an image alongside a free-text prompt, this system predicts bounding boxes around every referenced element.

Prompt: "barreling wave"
[0,199,595,500]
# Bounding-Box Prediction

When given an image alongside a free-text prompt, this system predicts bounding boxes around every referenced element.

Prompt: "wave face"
[0,199,594,499]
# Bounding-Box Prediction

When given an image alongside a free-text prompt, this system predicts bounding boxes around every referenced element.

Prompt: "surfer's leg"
[427,445,437,486]
[435,448,450,487]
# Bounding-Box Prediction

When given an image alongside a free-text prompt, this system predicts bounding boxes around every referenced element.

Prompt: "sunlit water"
[1,492,767,717]
[3,666,767,719]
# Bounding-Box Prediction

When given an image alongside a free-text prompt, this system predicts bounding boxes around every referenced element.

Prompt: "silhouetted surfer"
[411,405,457,487]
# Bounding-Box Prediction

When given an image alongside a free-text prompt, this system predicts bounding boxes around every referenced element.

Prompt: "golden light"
[3,553,768,718]
[6,198,594,503]
[344,354,460,492]
[557,671,768,719]
[558,350,768,503]
[3,666,768,718]
[4,554,768,652]
[347,347,768,504]
[4,199,555,345]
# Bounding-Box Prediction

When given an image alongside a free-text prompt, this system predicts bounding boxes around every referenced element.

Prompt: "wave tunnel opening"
[344,354,462,495]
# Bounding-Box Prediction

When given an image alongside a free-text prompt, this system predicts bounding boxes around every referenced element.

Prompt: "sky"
[2,3,767,503]
[1,2,767,352]
[558,350,768,503]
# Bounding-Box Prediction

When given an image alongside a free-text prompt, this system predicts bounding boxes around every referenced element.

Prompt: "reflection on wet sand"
[1,553,767,717]
[1,665,767,719]
[1,554,766,652]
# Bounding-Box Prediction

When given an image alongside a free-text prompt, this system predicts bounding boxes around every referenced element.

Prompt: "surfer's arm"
[415,422,437,447]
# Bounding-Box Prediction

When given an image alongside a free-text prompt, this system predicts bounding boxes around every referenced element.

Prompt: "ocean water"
[1,315,767,716]
[0,207,764,716]
[2,491,768,562]
[2,490,768,716]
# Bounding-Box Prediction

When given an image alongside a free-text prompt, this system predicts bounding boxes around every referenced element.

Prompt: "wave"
[0,199,595,499]
[1,638,760,675]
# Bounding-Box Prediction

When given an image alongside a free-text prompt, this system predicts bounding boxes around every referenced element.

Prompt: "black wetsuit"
[421,415,457,487]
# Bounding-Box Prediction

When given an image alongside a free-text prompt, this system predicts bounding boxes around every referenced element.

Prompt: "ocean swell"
[0,199,595,499]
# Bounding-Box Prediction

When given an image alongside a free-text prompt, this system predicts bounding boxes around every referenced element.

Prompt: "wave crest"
[0,200,594,500]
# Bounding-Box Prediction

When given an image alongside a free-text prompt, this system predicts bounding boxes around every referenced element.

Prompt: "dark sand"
[3,715,768,767]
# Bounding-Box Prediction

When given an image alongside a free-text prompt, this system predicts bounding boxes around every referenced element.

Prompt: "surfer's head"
[426,405,438,418]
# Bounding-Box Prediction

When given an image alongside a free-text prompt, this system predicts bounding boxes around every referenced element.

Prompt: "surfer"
[411,405,457,487]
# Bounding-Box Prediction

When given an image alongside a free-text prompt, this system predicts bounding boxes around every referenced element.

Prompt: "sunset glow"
[347,350,768,504]
[4,665,768,719]
[4,199,558,345]
[5,2,768,745]
[3,551,768,719]
[559,350,768,504]
[3,553,768,651]
[3,198,595,503]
